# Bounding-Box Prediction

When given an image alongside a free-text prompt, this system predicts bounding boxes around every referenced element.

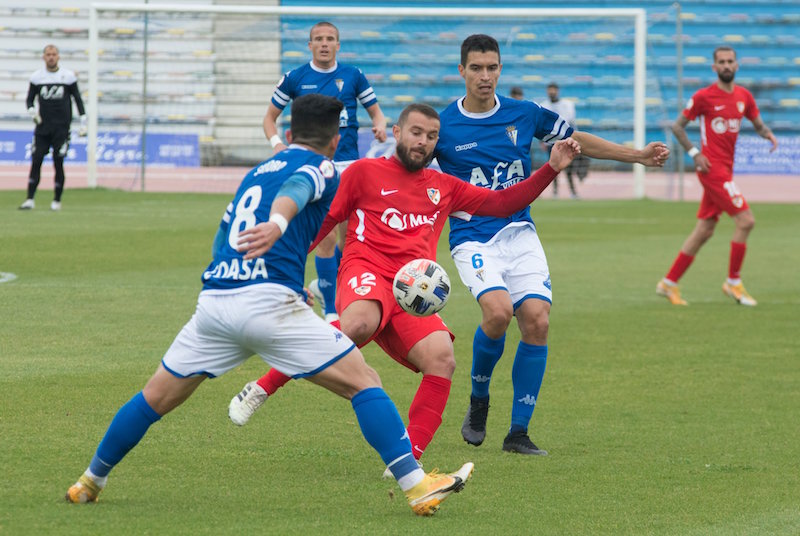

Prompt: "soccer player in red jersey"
[657,46,777,306]
[230,103,580,465]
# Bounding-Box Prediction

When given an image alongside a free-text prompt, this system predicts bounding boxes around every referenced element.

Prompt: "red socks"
[729,241,746,280]
[665,251,695,283]
[406,375,451,460]
[257,368,291,396]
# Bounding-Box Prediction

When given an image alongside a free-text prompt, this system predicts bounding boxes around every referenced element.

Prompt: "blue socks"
[315,253,339,316]
[351,387,418,481]
[89,391,161,477]
[471,326,505,399]
[510,343,547,433]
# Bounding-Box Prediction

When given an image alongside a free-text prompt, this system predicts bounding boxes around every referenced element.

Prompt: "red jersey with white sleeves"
[329,156,490,280]
[683,84,758,170]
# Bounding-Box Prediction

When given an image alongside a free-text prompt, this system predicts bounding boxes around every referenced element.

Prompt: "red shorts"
[696,167,749,221]
[335,261,454,372]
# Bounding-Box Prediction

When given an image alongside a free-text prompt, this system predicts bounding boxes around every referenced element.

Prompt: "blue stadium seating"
[279,0,800,146]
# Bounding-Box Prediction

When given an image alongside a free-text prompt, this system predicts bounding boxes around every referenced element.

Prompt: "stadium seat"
[524,54,545,63]
[723,34,745,43]
[516,33,536,40]
[594,33,615,41]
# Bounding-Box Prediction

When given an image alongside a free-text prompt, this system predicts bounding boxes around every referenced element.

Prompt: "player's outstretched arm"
[572,131,670,167]
[473,138,581,217]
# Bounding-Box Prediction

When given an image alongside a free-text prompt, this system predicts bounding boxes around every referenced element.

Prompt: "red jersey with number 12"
[329,156,490,279]
[683,83,758,170]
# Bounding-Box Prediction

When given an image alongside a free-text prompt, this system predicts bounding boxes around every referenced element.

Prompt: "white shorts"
[451,224,552,309]
[162,284,356,379]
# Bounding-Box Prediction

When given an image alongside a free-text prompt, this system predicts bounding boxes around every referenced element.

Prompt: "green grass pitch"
[1,189,798,535]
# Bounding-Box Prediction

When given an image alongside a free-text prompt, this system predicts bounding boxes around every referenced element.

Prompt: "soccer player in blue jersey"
[65,94,472,516]
[439,34,670,455]
[264,21,388,322]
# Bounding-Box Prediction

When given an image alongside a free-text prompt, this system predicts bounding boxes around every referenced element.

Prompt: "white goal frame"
[88,3,648,196]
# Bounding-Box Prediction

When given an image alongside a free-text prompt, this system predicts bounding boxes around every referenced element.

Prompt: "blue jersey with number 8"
[201,146,338,293]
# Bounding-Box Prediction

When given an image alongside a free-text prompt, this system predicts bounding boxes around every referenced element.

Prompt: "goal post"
[88,3,647,195]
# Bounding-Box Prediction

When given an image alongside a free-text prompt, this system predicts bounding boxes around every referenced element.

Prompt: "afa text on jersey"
[203,257,269,282]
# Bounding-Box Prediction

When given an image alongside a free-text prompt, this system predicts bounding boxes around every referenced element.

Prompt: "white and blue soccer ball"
[392,258,451,317]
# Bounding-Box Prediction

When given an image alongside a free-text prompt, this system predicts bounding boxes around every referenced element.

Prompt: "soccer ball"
[392,259,451,317]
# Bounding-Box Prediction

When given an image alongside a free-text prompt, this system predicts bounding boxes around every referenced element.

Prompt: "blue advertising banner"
[734,135,800,174]
[0,129,199,167]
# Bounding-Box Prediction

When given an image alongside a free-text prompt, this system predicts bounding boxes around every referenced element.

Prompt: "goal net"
[87,4,651,194]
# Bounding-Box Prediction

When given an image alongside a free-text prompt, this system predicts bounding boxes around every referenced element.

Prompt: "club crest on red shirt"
[737,101,745,113]
[427,188,440,205]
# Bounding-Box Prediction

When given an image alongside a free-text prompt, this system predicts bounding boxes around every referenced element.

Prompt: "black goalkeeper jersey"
[26,68,85,129]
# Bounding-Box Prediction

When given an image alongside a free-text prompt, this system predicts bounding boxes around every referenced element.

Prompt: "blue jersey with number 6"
[435,95,573,250]
[201,146,338,293]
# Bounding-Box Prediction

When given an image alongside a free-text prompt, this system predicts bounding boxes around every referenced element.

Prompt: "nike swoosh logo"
[714,105,725,111]
[381,188,399,196]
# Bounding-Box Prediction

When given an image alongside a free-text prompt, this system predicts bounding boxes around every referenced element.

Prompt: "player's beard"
[717,70,735,83]
[396,141,434,172]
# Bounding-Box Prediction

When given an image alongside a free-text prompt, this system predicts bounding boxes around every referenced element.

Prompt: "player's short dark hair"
[460,34,501,66]
[43,44,58,53]
[510,86,523,97]
[309,21,339,42]
[290,94,343,150]
[547,82,559,89]
[713,46,736,61]
[397,103,439,126]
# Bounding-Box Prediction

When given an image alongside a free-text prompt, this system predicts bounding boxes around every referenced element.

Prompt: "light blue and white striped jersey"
[271,61,378,161]
[201,145,338,294]
[435,94,573,250]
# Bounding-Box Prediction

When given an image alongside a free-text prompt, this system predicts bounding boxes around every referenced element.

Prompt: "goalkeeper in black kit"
[20,44,86,211]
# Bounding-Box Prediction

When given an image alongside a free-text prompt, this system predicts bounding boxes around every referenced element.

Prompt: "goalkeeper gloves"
[28,107,41,125]
[78,115,87,137]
